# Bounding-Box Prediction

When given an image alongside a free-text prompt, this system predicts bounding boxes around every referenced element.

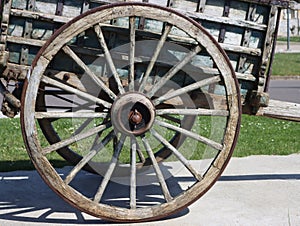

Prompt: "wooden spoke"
[94,134,127,203]
[42,122,112,155]
[41,75,112,109]
[64,130,115,185]
[138,23,172,93]
[130,137,137,209]
[153,76,221,105]
[146,45,202,98]
[156,108,229,117]
[154,119,223,151]
[94,24,125,95]
[141,136,172,202]
[129,16,136,92]
[151,129,203,181]
[62,46,117,100]
[35,112,108,119]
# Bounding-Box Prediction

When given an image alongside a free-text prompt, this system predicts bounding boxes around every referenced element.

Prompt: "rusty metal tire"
[21,3,241,222]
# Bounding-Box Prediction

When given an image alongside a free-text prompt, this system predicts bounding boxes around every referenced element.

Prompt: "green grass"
[277,36,300,42]
[272,53,300,76]
[234,115,300,157]
[0,115,299,172]
[0,118,68,172]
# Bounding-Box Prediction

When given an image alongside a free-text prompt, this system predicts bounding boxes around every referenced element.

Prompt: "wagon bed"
[0,0,299,222]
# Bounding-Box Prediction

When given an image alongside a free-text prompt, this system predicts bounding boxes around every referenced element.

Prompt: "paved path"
[0,155,300,226]
[275,41,300,53]
[269,79,300,104]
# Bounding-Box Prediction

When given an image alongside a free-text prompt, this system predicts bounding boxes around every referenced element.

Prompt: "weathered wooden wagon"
[0,0,299,222]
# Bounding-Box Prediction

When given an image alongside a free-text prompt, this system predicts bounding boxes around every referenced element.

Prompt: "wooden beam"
[259,100,300,122]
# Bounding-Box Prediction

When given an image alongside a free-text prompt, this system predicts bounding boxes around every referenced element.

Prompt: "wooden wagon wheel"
[21,3,241,222]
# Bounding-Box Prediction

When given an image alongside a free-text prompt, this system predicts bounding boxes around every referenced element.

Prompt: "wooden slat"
[7,35,45,46]
[259,100,300,122]
[177,9,267,31]
[10,8,71,24]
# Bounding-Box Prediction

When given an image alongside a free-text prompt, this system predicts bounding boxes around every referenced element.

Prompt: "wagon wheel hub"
[111,92,155,136]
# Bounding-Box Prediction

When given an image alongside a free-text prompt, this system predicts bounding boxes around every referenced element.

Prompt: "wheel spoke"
[94,24,125,95]
[156,108,229,117]
[129,16,136,91]
[154,119,223,151]
[94,134,127,203]
[130,137,137,209]
[153,76,221,105]
[62,46,117,100]
[42,122,112,155]
[35,112,108,119]
[64,130,115,185]
[146,45,202,98]
[150,128,203,181]
[141,135,172,202]
[41,75,112,108]
[139,24,172,93]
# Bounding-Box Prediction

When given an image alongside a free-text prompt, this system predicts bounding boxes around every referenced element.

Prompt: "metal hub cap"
[111,92,155,136]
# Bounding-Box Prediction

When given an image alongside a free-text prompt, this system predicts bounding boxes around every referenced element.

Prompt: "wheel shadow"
[0,165,189,225]
[1,165,299,225]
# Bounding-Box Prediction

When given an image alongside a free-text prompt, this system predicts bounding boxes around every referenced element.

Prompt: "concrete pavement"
[275,41,300,53]
[0,154,300,226]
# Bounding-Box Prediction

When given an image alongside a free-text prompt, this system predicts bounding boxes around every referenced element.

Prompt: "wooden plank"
[6,35,45,46]
[257,5,278,92]
[259,100,300,122]
[10,8,71,23]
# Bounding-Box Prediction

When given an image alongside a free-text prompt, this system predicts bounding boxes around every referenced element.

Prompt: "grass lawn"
[0,115,299,172]
[277,36,300,42]
[272,53,300,76]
